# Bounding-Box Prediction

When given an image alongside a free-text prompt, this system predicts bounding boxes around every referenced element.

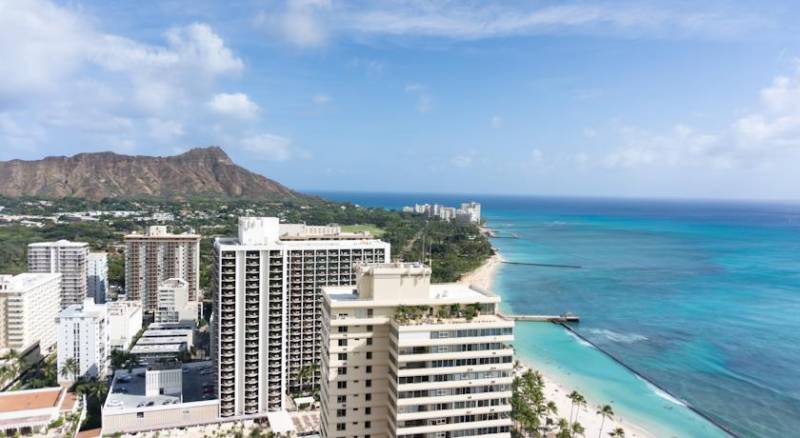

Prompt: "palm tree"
[60,358,79,382]
[597,404,615,438]
[556,418,572,438]
[546,400,559,423]
[572,422,585,437]
[608,427,625,437]
[567,391,581,424]
[573,394,587,425]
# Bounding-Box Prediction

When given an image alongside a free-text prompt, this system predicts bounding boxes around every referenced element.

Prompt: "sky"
[2,0,800,200]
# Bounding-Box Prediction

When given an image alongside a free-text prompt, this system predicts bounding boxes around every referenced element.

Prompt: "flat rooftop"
[104,361,213,411]
[131,343,185,354]
[28,240,88,247]
[135,336,189,346]
[326,283,494,303]
[0,387,63,413]
[142,329,193,337]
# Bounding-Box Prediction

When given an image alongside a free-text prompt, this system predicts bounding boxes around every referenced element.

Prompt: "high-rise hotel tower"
[212,217,390,417]
[320,263,514,438]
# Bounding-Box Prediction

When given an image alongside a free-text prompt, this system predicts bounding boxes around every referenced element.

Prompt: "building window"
[337,423,346,431]
[365,407,371,415]
[366,325,373,331]
[338,367,347,375]
[337,409,346,417]
[338,353,347,360]
[338,339,348,346]
[338,381,347,389]
[137,412,144,419]
[366,338,372,346]
[338,326,348,333]
[365,393,371,401]
[365,421,371,429]
[365,379,372,387]
[366,352,372,359]
[366,366,372,373]
[337,395,347,403]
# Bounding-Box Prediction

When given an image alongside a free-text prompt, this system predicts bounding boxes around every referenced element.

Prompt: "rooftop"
[28,240,88,248]
[326,282,495,304]
[104,361,213,411]
[0,387,64,413]
[130,343,186,355]
[0,273,61,292]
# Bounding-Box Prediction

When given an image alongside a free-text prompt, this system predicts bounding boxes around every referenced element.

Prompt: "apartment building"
[87,252,108,304]
[320,263,514,438]
[27,240,89,308]
[0,273,62,355]
[155,278,196,324]
[125,226,200,312]
[107,300,143,351]
[212,217,390,418]
[57,300,107,382]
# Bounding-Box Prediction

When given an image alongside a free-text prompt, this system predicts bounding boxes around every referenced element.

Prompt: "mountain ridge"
[0,146,307,202]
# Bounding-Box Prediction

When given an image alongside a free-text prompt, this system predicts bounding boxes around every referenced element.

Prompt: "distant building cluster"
[402,201,482,223]
[0,214,516,438]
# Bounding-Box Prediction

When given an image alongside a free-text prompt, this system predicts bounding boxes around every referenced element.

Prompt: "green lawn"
[341,224,385,237]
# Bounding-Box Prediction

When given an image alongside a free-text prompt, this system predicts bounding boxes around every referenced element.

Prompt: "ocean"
[316,192,800,438]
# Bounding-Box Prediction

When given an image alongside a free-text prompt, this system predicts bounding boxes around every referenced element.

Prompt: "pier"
[501,261,582,269]
[502,313,580,323]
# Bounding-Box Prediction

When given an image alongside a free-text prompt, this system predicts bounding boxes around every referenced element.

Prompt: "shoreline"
[460,240,655,438]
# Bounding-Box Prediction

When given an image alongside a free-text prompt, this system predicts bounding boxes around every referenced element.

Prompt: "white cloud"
[600,61,800,171]
[0,0,246,154]
[450,151,476,168]
[241,134,295,161]
[313,94,331,105]
[254,1,764,46]
[147,118,185,143]
[404,83,432,113]
[208,93,260,119]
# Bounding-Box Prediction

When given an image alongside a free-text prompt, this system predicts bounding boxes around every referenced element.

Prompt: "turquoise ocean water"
[317,192,800,438]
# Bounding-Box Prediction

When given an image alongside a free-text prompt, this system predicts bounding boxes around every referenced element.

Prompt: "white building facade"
[107,300,143,351]
[87,252,108,304]
[320,263,514,438]
[212,217,390,418]
[0,273,62,355]
[155,278,196,324]
[57,300,107,382]
[27,240,89,308]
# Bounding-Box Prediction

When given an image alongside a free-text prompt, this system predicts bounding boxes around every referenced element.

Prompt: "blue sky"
[2,1,800,200]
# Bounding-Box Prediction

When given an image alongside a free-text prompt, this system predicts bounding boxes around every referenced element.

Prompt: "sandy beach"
[461,249,654,438]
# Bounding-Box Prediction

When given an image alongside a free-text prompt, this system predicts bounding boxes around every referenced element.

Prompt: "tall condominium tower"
[320,263,514,438]
[57,299,107,382]
[87,252,108,304]
[212,217,390,417]
[125,226,200,312]
[0,273,62,355]
[27,240,89,309]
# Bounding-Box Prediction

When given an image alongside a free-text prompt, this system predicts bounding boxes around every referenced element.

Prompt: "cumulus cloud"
[208,93,260,119]
[241,134,295,161]
[0,0,246,154]
[256,0,332,47]
[601,61,800,171]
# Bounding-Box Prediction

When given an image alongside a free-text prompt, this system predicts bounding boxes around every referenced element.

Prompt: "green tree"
[557,418,572,438]
[573,394,587,425]
[60,358,79,382]
[572,422,585,437]
[608,427,625,437]
[597,404,614,438]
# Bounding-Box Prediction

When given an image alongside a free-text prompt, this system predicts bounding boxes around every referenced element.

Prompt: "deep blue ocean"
[316,191,800,438]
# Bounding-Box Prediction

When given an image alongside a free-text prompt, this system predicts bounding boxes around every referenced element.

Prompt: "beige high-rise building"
[212,217,390,418]
[125,226,200,312]
[27,240,89,308]
[320,263,514,438]
[0,273,62,355]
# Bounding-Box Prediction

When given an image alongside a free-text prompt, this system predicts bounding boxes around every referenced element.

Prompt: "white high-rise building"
[57,299,107,382]
[320,263,514,438]
[125,226,200,312]
[107,300,143,351]
[155,278,196,324]
[212,217,390,417]
[27,240,89,309]
[0,273,62,355]
[88,252,108,304]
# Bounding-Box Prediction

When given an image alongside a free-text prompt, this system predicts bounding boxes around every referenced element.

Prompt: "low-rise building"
[0,386,80,435]
[320,263,514,438]
[131,328,194,364]
[0,273,62,355]
[57,299,107,383]
[102,361,217,435]
[107,301,143,351]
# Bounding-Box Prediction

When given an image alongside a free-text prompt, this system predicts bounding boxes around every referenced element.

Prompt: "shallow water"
[318,192,800,438]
